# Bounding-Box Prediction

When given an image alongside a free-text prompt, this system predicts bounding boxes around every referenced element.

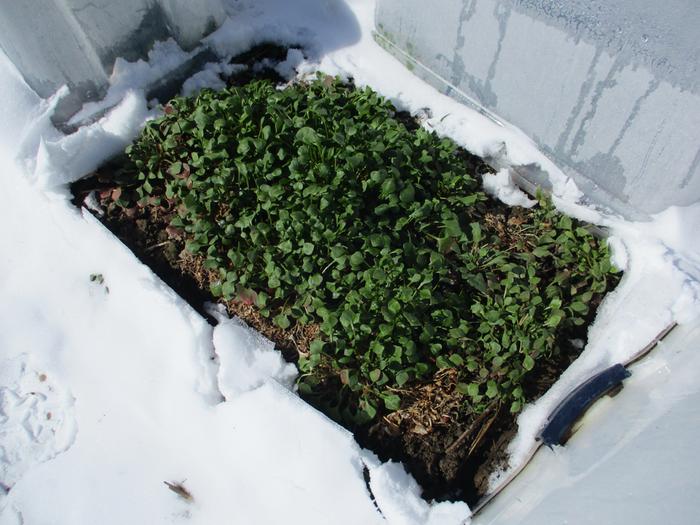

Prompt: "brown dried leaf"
[164,481,193,502]
[165,225,184,239]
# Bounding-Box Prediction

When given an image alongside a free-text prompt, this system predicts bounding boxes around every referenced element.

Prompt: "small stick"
[146,241,171,252]
[468,405,500,457]
[623,322,677,367]
[445,400,498,455]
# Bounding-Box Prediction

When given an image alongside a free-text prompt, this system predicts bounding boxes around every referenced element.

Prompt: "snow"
[476,318,700,524]
[275,48,307,80]
[181,63,247,97]
[482,169,537,208]
[210,308,298,398]
[1,0,699,524]
[67,39,194,126]
[0,354,77,495]
[33,91,152,191]
[0,161,385,525]
[363,457,471,525]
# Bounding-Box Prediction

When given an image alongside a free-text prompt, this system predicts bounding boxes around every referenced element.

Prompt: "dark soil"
[356,324,590,503]
[69,43,606,507]
[226,43,290,87]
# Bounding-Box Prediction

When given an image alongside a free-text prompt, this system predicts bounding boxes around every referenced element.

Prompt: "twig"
[468,405,500,457]
[623,322,677,367]
[445,400,498,455]
[321,260,336,275]
[145,241,171,252]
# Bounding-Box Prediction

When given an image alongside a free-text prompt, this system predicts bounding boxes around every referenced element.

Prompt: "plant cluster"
[114,76,618,425]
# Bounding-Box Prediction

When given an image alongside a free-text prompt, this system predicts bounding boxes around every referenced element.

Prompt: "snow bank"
[181,63,246,97]
[1,0,699,524]
[32,90,151,190]
[0,5,465,523]
[0,113,388,525]
[210,309,298,398]
[482,169,536,208]
[363,457,471,525]
[0,53,42,161]
[67,39,195,126]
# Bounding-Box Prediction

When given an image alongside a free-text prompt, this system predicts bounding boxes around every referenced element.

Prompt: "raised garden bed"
[71,46,619,505]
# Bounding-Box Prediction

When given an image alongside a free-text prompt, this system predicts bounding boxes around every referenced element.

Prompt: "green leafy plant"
[114,75,619,426]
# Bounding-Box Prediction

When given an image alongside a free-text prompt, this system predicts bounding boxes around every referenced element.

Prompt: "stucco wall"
[376,0,700,218]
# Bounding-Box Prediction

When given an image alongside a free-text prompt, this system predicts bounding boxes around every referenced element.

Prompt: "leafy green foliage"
[117,75,619,425]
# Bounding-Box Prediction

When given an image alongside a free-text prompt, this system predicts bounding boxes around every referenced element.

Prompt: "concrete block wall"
[375,0,700,219]
[0,0,226,123]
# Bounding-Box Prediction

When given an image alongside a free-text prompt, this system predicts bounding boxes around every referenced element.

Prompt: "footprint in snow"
[0,354,77,506]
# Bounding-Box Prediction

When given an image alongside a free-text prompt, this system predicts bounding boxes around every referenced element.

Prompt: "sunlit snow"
[1,1,699,524]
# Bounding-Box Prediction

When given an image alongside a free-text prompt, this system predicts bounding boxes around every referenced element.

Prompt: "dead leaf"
[164,481,193,502]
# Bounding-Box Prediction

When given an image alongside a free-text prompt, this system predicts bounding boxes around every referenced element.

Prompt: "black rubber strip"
[537,363,631,447]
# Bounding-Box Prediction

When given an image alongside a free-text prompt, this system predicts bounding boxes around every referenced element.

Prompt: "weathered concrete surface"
[376,0,700,218]
[0,0,226,123]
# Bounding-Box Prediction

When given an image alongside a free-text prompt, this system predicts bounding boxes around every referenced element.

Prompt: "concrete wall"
[0,0,226,123]
[375,0,700,219]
